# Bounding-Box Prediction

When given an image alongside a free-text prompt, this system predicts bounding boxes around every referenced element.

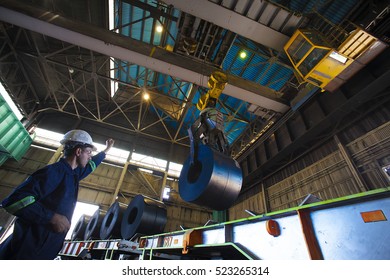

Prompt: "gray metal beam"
[123,0,178,22]
[163,0,290,51]
[0,1,289,113]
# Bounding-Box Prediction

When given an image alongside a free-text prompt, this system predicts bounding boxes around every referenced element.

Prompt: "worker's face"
[76,147,93,168]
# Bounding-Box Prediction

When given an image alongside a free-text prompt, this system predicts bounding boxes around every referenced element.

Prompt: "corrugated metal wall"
[0,147,52,199]
[230,109,390,220]
[165,205,211,232]
[347,122,390,188]
[266,151,361,210]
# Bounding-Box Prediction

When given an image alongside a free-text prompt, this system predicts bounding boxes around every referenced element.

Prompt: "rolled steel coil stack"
[121,195,167,240]
[99,201,127,240]
[83,209,106,240]
[71,214,91,241]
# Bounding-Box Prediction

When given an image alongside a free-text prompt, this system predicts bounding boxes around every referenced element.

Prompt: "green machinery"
[0,93,33,165]
[59,188,390,260]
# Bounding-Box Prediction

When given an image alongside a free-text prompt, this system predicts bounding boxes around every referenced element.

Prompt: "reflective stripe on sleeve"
[4,196,36,214]
[88,160,96,172]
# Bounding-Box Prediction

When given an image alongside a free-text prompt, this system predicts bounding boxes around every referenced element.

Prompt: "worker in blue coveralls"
[0,130,114,259]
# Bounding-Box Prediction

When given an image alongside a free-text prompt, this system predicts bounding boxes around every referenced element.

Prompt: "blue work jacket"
[0,151,106,260]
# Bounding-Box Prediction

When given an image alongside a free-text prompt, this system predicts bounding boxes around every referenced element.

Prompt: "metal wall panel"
[275,123,293,150]
[232,105,389,216]
[317,87,348,115]
[248,152,257,174]
[165,205,211,232]
[240,158,249,178]
[260,151,360,211]
[346,122,390,187]
[256,143,268,165]
[229,191,265,221]
[286,112,307,140]
[301,100,326,128]
[265,134,279,158]
[0,146,51,194]
[264,138,338,185]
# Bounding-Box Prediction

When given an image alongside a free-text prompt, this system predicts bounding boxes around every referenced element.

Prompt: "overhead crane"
[58,7,389,261]
[284,27,388,92]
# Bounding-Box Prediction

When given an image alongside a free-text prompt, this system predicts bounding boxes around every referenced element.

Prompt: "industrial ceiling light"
[239,51,247,59]
[162,187,171,200]
[156,25,163,33]
[329,51,348,64]
[143,92,150,100]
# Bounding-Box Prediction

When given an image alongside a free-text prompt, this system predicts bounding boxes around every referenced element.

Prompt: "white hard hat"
[60,129,97,151]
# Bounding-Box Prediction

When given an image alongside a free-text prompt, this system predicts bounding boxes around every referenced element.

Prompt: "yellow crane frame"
[284,28,382,91]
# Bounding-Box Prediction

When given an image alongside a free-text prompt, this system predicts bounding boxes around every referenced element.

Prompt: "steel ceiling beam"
[0,24,40,108]
[122,0,179,22]
[0,1,289,113]
[162,0,290,52]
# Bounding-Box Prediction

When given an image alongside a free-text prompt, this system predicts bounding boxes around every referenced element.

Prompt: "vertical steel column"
[261,182,270,213]
[47,145,63,164]
[334,135,368,192]
[110,152,132,205]
[159,171,168,201]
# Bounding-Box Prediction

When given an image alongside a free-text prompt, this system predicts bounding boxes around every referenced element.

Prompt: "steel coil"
[179,144,242,210]
[83,209,106,240]
[121,195,167,240]
[71,214,91,241]
[99,201,127,239]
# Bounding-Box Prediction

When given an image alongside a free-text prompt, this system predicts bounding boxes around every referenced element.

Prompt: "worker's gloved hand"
[49,213,71,233]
